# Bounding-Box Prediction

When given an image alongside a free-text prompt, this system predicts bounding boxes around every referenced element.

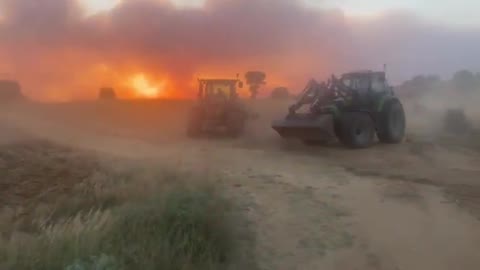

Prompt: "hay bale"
[271,87,290,99]
[98,87,117,100]
[444,109,472,134]
[0,80,23,102]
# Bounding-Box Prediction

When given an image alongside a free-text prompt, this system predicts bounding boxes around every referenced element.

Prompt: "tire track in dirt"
[227,172,353,270]
[342,157,480,221]
[207,144,480,270]
[336,177,480,270]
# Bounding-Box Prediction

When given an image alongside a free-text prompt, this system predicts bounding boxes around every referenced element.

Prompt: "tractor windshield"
[205,82,235,98]
[342,78,352,88]
[342,76,370,92]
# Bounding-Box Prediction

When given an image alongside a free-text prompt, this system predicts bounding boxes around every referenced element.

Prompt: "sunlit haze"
[82,0,120,15]
[130,74,165,99]
[82,0,205,14]
[82,0,480,27]
[1,0,479,101]
[172,0,204,8]
[307,0,480,27]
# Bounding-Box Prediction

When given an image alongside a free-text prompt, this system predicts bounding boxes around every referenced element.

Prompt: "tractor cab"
[340,71,391,94]
[337,71,393,108]
[197,79,243,102]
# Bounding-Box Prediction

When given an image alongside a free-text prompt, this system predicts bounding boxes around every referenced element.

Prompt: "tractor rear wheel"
[226,111,246,137]
[377,99,406,144]
[338,112,375,149]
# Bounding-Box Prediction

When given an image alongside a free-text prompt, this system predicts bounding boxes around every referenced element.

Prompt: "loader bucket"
[272,114,335,141]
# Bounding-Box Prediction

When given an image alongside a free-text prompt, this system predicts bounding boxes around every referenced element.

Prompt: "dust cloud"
[1,91,480,270]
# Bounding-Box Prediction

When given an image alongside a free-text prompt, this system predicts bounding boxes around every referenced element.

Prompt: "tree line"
[396,70,480,98]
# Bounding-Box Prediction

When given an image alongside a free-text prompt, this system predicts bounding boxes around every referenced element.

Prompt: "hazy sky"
[82,0,480,27]
[83,0,479,27]
[308,0,479,27]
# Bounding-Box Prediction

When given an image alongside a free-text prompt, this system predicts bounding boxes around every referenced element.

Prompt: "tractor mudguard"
[376,95,399,113]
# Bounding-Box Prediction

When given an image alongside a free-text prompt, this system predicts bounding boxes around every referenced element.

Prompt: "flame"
[129,73,165,98]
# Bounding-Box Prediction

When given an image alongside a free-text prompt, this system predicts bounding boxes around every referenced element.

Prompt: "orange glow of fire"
[129,73,166,98]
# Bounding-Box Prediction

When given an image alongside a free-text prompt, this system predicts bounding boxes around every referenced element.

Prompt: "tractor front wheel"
[338,112,375,149]
[377,99,406,144]
[226,111,246,137]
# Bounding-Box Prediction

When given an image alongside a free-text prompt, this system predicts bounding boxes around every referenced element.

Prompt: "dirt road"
[2,100,480,270]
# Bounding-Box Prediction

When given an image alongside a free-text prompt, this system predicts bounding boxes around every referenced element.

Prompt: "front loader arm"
[288,80,323,115]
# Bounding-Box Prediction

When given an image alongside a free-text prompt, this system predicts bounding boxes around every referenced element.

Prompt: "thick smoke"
[0,0,479,100]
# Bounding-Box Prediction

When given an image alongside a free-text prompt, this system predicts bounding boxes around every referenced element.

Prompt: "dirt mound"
[0,140,101,210]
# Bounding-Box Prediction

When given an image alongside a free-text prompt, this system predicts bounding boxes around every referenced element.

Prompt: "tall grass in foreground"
[0,182,250,270]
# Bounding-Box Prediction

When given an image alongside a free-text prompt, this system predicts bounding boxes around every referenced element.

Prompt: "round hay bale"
[98,87,117,100]
[444,109,472,134]
[271,87,290,99]
[0,80,24,102]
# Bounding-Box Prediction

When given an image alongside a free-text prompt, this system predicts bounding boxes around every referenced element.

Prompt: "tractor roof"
[342,71,385,78]
[198,78,239,84]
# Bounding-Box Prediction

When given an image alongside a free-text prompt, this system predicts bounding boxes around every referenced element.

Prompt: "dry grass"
[0,140,254,270]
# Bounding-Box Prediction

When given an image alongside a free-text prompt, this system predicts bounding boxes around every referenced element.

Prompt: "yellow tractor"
[187,78,248,137]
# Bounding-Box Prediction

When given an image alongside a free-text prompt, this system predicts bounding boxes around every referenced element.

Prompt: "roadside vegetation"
[0,140,254,270]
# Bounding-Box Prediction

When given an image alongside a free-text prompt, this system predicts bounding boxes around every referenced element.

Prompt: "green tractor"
[187,78,248,138]
[272,71,406,148]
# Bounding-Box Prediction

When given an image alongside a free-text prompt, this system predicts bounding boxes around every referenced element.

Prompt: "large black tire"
[338,112,375,149]
[187,108,204,138]
[377,99,406,144]
[226,110,246,137]
[334,121,342,140]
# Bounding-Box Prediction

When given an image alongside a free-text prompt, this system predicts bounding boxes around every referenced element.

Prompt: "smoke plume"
[0,0,479,100]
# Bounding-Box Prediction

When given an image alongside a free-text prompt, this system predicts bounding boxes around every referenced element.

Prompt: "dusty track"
[1,100,480,270]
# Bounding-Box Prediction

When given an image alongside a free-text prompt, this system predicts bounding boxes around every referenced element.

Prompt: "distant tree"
[271,87,290,99]
[410,75,429,89]
[398,74,440,97]
[99,87,117,100]
[425,75,441,83]
[245,71,266,99]
[452,70,477,92]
